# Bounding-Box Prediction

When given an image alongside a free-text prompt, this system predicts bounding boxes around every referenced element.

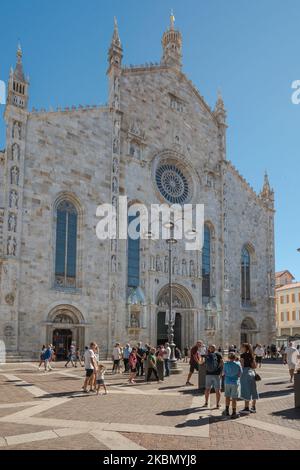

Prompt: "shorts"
[288,363,296,370]
[97,379,105,385]
[189,363,199,374]
[224,383,239,399]
[114,359,120,366]
[130,367,137,373]
[85,369,94,378]
[256,356,262,364]
[205,375,221,390]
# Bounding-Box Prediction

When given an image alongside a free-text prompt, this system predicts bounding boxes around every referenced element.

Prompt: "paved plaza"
[0,360,299,450]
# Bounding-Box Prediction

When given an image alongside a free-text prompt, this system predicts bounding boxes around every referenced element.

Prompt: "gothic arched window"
[202,224,211,298]
[127,211,140,288]
[55,201,78,288]
[241,246,251,304]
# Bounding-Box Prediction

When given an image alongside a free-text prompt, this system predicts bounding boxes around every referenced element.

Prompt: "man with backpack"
[203,344,223,408]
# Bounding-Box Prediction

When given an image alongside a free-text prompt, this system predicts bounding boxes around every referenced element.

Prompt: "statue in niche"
[156,255,161,272]
[114,77,120,94]
[11,166,19,186]
[111,238,117,252]
[114,119,120,136]
[172,257,178,275]
[164,256,169,273]
[5,293,15,306]
[150,255,155,271]
[113,136,120,154]
[111,284,116,300]
[7,236,17,256]
[130,313,139,328]
[182,259,187,276]
[112,196,117,208]
[113,94,119,110]
[8,213,17,233]
[12,144,20,161]
[9,190,18,209]
[112,177,118,193]
[12,122,21,139]
[112,158,119,174]
[111,255,117,272]
[189,260,195,277]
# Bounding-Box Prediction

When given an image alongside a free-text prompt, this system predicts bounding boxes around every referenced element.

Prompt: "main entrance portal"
[156,284,194,352]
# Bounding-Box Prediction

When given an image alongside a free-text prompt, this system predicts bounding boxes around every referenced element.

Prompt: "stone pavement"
[0,360,299,450]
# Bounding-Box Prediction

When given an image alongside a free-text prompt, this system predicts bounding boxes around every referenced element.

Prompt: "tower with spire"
[161,11,182,70]
[7,43,29,109]
[260,172,274,206]
[214,90,227,159]
[107,17,123,74]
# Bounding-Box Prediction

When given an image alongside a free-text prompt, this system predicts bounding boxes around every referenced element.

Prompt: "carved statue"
[111,255,117,272]
[113,136,120,154]
[9,190,18,209]
[156,255,162,272]
[114,77,120,94]
[7,236,17,256]
[112,177,118,193]
[182,259,187,276]
[8,213,17,232]
[130,313,139,328]
[12,144,20,160]
[114,119,120,136]
[164,256,169,273]
[150,255,155,271]
[112,158,119,174]
[12,122,21,139]
[112,196,117,208]
[113,95,119,110]
[189,260,195,277]
[11,166,19,186]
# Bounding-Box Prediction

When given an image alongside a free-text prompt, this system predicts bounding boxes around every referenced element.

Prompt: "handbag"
[254,372,261,381]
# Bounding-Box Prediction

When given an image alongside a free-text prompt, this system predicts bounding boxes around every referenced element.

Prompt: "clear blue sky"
[0,0,300,279]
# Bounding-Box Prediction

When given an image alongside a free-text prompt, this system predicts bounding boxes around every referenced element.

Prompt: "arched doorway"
[46,306,85,360]
[241,317,257,345]
[156,284,194,351]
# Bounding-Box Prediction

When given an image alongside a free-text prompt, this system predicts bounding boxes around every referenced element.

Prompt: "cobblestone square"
[0,360,299,450]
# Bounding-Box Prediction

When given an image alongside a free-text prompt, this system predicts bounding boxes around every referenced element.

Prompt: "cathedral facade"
[0,18,276,360]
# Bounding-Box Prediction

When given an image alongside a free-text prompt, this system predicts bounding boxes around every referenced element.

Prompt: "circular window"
[155,163,190,204]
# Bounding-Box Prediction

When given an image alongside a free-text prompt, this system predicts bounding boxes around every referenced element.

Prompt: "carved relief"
[113,135,120,154]
[130,312,140,328]
[129,141,141,160]
[5,293,15,305]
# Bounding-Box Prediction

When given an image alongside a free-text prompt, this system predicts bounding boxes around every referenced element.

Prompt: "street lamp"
[164,221,178,368]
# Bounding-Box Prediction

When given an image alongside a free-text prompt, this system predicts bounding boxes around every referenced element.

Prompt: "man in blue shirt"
[43,345,53,372]
[123,343,132,372]
[223,352,242,418]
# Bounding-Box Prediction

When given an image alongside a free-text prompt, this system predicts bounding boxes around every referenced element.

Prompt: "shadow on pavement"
[272,407,300,420]
[157,406,203,417]
[259,389,294,399]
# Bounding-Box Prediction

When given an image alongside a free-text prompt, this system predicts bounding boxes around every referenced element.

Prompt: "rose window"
[155,164,189,204]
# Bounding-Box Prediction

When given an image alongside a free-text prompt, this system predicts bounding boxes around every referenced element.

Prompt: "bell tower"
[7,44,29,109]
[161,12,182,70]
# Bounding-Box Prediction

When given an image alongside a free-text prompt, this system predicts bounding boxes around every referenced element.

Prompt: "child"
[96,363,108,395]
[223,352,242,419]
[128,347,138,384]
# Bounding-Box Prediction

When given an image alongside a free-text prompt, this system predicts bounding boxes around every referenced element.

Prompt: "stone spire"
[107,17,123,73]
[260,172,274,202]
[214,89,227,125]
[7,42,29,109]
[161,11,182,70]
